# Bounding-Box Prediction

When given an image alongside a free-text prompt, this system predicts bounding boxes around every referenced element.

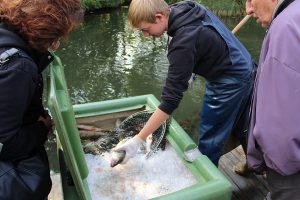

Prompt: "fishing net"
[118,110,170,158]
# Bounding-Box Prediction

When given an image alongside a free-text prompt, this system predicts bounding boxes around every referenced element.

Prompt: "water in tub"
[84,139,198,200]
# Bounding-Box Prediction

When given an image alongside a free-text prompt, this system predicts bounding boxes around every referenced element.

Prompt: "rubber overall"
[198,8,255,165]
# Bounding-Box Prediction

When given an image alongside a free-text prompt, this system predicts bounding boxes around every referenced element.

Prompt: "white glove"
[112,135,143,164]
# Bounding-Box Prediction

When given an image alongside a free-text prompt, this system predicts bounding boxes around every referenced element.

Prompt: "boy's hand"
[112,135,143,164]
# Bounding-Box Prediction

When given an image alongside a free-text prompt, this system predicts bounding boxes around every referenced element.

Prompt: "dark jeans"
[265,168,300,200]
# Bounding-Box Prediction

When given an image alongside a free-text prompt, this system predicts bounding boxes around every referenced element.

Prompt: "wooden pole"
[231,15,251,34]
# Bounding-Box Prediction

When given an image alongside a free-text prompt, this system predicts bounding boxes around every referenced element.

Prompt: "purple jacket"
[247,0,300,176]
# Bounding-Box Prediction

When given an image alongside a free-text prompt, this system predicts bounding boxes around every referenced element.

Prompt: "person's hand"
[38,112,53,135]
[112,135,144,164]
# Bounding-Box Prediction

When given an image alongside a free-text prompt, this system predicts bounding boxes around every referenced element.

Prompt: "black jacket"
[0,22,53,161]
[159,1,247,114]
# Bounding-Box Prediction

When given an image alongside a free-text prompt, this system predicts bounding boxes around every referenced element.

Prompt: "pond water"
[47,7,265,171]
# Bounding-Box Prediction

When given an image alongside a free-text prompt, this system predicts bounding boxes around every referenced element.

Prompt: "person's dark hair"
[0,0,84,52]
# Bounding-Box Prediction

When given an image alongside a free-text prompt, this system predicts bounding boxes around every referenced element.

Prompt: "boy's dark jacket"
[159,1,252,114]
[0,22,53,161]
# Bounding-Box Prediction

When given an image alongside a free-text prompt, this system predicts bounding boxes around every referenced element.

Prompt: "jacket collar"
[29,49,54,73]
[272,0,295,19]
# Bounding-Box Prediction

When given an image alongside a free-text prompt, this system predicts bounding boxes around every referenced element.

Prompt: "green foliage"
[81,0,245,16]
[165,0,181,4]
[82,0,125,11]
[82,0,177,10]
[198,0,245,16]
[168,0,245,16]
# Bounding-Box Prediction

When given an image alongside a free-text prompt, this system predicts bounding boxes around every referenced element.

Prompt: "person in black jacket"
[0,0,83,199]
[112,0,256,166]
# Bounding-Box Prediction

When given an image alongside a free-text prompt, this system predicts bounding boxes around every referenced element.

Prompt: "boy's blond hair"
[128,0,170,28]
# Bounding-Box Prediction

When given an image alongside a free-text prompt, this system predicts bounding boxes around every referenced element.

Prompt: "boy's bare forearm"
[137,108,169,140]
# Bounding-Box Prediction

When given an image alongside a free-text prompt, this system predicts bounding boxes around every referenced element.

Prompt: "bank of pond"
[82,0,245,17]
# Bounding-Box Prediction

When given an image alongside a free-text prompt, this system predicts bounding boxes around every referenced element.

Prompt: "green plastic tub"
[47,55,232,200]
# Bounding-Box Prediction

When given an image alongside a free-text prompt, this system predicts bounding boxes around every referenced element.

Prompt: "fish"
[109,136,150,168]
[82,133,120,155]
[79,130,112,140]
[110,138,128,167]
[110,150,126,167]
[77,124,104,132]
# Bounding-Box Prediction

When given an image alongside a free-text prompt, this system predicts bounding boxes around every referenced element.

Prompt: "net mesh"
[118,110,170,158]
